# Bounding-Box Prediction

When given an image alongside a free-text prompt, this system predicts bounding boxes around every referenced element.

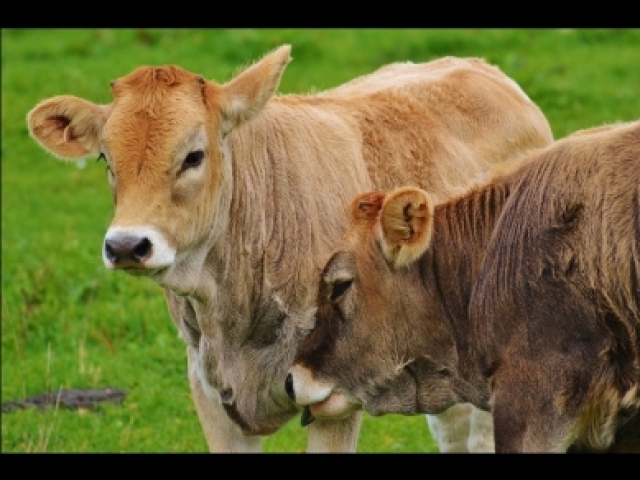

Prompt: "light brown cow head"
[27,46,291,290]
[286,187,462,423]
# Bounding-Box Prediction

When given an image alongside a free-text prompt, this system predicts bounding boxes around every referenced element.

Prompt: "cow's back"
[472,121,640,344]
[280,57,552,202]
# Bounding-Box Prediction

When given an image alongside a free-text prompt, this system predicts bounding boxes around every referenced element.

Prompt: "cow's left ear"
[218,44,292,135]
[27,95,108,160]
[378,186,434,269]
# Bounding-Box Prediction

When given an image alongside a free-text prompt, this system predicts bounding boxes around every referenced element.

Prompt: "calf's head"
[286,187,458,423]
[27,46,291,287]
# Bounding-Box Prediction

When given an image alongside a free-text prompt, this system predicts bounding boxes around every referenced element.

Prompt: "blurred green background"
[2,28,639,452]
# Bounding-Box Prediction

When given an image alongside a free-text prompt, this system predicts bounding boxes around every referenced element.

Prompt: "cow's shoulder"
[470,121,640,367]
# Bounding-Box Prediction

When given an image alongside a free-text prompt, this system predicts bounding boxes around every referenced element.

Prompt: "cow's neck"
[428,179,512,392]
[152,112,345,431]
[163,105,368,344]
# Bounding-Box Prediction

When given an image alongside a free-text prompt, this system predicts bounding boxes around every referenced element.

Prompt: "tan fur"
[26,45,553,451]
[376,187,435,269]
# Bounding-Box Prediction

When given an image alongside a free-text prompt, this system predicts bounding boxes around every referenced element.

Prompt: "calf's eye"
[182,150,205,171]
[330,279,353,302]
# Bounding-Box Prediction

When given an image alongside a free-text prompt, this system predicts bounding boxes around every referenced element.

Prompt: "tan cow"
[26,45,552,452]
[286,121,640,452]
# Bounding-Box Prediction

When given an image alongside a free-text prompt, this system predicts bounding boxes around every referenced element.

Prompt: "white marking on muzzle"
[103,225,176,269]
[287,364,334,406]
[309,391,355,419]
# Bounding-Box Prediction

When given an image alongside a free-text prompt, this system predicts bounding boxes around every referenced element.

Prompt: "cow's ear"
[378,186,435,269]
[27,95,107,160]
[350,191,386,222]
[218,44,292,134]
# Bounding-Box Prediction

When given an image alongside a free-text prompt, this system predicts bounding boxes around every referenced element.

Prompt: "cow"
[285,120,640,452]
[26,45,553,452]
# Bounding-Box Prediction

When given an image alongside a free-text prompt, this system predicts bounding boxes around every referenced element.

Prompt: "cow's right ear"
[27,95,107,160]
[218,44,292,135]
[378,186,435,269]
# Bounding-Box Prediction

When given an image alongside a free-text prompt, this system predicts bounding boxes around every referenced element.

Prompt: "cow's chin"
[117,266,169,279]
[306,391,361,421]
[114,266,172,288]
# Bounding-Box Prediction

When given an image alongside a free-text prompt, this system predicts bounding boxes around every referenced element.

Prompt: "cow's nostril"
[132,237,152,262]
[104,235,153,265]
[104,241,118,262]
[285,373,295,401]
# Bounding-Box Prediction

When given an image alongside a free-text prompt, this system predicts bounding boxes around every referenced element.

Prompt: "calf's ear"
[350,191,386,222]
[219,44,292,134]
[378,186,434,269]
[27,95,107,160]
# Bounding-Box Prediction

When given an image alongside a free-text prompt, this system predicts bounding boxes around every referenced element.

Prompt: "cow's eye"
[182,150,205,170]
[330,279,353,302]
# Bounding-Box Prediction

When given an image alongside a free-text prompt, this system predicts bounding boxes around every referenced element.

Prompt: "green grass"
[2,28,639,453]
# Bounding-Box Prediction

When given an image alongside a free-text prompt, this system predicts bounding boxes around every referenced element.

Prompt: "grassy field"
[2,28,639,453]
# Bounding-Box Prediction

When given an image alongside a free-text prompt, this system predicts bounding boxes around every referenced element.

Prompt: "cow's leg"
[426,403,472,452]
[491,366,574,453]
[187,347,262,452]
[467,405,495,452]
[306,412,362,452]
[492,402,571,453]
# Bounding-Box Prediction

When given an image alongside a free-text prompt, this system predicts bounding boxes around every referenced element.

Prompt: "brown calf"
[287,121,640,452]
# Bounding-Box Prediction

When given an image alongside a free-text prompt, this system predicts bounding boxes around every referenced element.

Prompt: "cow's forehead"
[102,66,211,159]
[339,219,379,257]
[112,65,204,97]
[323,223,380,283]
[108,65,208,125]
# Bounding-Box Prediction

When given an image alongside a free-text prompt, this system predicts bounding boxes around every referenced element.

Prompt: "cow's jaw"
[287,357,467,420]
[103,225,219,299]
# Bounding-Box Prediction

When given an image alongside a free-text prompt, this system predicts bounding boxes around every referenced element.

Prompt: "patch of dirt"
[2,388,126,413]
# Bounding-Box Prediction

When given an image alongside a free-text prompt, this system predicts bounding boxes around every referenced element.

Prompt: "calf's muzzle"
[286,372,318,426]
